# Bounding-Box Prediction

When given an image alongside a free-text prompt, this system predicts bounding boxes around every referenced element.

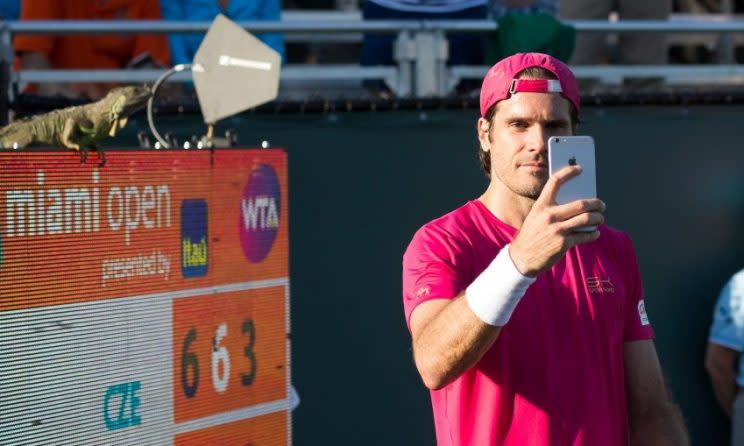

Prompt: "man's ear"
[476,117,491,152]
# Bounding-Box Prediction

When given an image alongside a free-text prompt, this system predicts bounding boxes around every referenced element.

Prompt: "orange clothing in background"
[15,0,170,69]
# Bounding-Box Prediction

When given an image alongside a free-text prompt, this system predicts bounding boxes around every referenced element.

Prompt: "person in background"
[484,0,573,66]
[489,0,555,18]
[160,0,285,65]
[14,0,170,99]
[706,269,744,445]
[401,52,689,445]
[0,0,19,20]
[360,0,487,97]
[559,0,671,87]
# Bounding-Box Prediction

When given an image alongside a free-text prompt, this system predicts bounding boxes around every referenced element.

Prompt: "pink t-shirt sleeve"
[620,233,655,342]
[402,226,464,329]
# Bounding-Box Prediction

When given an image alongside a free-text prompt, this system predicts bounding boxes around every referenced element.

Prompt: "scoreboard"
[0,149,291,445]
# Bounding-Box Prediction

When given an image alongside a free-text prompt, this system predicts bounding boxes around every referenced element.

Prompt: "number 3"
[242,319,257,386]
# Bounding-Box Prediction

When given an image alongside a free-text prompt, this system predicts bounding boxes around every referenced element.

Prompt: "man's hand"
[510,165,605,277]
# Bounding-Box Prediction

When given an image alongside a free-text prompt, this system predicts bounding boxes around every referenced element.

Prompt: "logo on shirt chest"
[586,276,615,294]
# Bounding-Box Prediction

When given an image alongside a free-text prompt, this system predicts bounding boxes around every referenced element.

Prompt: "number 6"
[212,323,231,393]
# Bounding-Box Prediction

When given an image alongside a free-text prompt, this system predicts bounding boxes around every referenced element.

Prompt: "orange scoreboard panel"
[175,412,288,446]
[0,150,291,445]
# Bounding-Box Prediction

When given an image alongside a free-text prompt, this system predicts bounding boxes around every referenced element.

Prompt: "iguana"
[0,85,151,166]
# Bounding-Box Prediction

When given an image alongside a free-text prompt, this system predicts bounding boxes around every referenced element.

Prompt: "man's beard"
[495,170,547,200]
[516,184,542,200]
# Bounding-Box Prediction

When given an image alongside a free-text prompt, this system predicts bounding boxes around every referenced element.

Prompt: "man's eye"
[510,121,529,129]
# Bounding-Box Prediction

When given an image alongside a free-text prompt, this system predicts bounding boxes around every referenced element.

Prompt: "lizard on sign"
[0,85,152,166]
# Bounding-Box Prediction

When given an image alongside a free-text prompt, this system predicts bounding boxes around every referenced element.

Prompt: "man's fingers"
[567,228,601,246]
[535,165,583,207]
[558,211,605,233]
[551,198,606,221]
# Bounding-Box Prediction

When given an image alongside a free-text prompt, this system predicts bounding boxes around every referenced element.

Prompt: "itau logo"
[181,199,208,278]
[239,164,280,263]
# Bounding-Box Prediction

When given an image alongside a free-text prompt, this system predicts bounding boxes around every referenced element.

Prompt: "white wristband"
[465,244,536,326]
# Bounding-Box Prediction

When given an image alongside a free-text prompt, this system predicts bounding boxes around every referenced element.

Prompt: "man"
[402,52,689,445]
[706,270,744,445]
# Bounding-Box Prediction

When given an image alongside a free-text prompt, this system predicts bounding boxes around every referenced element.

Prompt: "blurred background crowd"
[2,0,744,101]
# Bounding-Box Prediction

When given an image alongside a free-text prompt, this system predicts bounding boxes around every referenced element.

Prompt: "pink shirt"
[402,200,654,446]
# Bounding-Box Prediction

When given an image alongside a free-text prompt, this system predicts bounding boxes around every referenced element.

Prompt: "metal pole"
[414,30,437,97]
[718,0,735,63]
[393,30,414,97]
[0,24,12,126]
[433,30,448,96]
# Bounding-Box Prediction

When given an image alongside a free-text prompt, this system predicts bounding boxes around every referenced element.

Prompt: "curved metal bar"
[147,64,194,149]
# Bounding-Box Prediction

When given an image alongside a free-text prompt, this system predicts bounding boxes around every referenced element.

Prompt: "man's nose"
[527,125,548,153]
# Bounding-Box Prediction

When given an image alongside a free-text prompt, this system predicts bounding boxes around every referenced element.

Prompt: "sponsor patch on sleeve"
[638,299,650,326]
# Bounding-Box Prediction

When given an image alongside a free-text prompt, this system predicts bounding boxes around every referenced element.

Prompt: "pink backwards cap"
[479,52,581,117]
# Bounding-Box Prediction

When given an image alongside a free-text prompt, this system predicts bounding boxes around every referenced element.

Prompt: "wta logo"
[239,164,280,263]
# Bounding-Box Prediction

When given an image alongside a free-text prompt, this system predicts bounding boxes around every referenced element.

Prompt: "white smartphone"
[547,135,597,232]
